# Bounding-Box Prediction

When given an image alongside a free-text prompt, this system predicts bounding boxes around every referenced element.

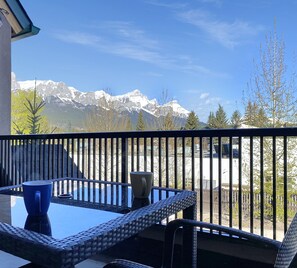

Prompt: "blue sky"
[12,0,297,122]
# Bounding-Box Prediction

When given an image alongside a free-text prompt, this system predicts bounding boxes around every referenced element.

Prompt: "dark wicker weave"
[0,178,197,268]
[104,259,153,268]
[105,214,297,268]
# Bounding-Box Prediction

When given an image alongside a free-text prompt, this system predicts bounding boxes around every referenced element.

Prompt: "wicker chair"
[104,213,297,268]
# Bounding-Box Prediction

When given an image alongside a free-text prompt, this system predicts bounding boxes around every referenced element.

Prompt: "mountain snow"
[116,89,150,107]
[12,73,190,118]
[164,100,189,115]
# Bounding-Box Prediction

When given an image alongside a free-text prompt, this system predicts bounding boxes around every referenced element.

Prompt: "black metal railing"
[1,128,297,240]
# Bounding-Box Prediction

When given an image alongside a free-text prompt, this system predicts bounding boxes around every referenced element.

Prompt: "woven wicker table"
[0,178,197,267]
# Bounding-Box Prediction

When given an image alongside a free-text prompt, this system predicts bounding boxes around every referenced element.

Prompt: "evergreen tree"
[136,111,146,131]
[12,89,50,134]
[207,112,216,129]
[230,110,242,128]
[243,101,268,127]
[185,111,199,130]
[243,101,257,126]
[255,108,268,127]
[25,89,46,134]
[207,105,229,129]
[215,104,229,128]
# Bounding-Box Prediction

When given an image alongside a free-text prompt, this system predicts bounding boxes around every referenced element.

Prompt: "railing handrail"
[1,127,297,140]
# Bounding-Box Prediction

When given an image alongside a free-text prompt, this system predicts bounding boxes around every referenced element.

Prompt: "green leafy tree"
[136,111,146,131]
[185,111,199,130]
[230,110,242,128]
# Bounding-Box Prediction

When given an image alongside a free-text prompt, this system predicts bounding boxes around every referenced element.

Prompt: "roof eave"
[0,0,40,41]
[11,24,40,41]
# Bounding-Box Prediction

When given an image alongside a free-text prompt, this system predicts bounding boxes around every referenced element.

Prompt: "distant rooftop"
[0,0,39,41]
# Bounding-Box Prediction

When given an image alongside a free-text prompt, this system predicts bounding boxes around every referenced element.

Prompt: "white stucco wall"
[0,13,11,135]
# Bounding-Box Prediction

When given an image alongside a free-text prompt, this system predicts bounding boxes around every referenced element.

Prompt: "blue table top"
[0,178,196,267]
[0,181,178,239]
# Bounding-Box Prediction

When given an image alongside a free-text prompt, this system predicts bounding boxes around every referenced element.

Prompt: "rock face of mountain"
[12,73,190,130]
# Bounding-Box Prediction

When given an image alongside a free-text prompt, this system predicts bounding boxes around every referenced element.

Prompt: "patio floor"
[0,250,111,268]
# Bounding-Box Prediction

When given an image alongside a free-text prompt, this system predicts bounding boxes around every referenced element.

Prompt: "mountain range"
[11,73,190,130]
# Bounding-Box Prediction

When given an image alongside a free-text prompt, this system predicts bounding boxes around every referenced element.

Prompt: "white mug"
[130,172,153,199]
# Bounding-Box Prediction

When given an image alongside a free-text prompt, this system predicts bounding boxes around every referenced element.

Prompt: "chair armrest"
[166,219,281,249]
[103,259,153,268]
[105,219,282,268]
[162,218,281,267]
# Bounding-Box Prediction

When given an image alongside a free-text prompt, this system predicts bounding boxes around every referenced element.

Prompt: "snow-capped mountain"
[11,73,190,129]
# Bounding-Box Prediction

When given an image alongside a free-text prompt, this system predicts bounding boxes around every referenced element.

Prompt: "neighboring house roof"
[0,0,39,41]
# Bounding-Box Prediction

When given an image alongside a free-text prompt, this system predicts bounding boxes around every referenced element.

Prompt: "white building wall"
[0,13,11,135]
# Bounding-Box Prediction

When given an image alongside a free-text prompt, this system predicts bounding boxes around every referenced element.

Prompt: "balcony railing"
[1,128,297,241]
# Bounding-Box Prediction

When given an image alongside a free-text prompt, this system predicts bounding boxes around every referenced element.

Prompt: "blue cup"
[24,214,52,236]
[22,180,53,216]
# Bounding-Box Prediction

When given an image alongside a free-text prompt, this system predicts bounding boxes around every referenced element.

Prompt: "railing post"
[121,137,128,183]
[0,13,11,135]
[0,140,4,186]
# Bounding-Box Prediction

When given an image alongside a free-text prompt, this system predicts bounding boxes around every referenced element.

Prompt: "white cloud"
[178,9,264,48]
[182,63,229,78]
[193,95,222,121]
[54,22,176,68]
[205,97,220,105]
[198,0,222,7]
[53,21,227,78]
[143,72,163,77]
[144,0,188,9]
[198,92,221,108]
[200,93,209,99]
[100,21,160,50]
[186,91,237,122]
[184,89,200,94]
[54,32,102,46]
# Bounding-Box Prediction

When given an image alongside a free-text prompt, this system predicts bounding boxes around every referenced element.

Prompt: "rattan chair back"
[275,213,297,268]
